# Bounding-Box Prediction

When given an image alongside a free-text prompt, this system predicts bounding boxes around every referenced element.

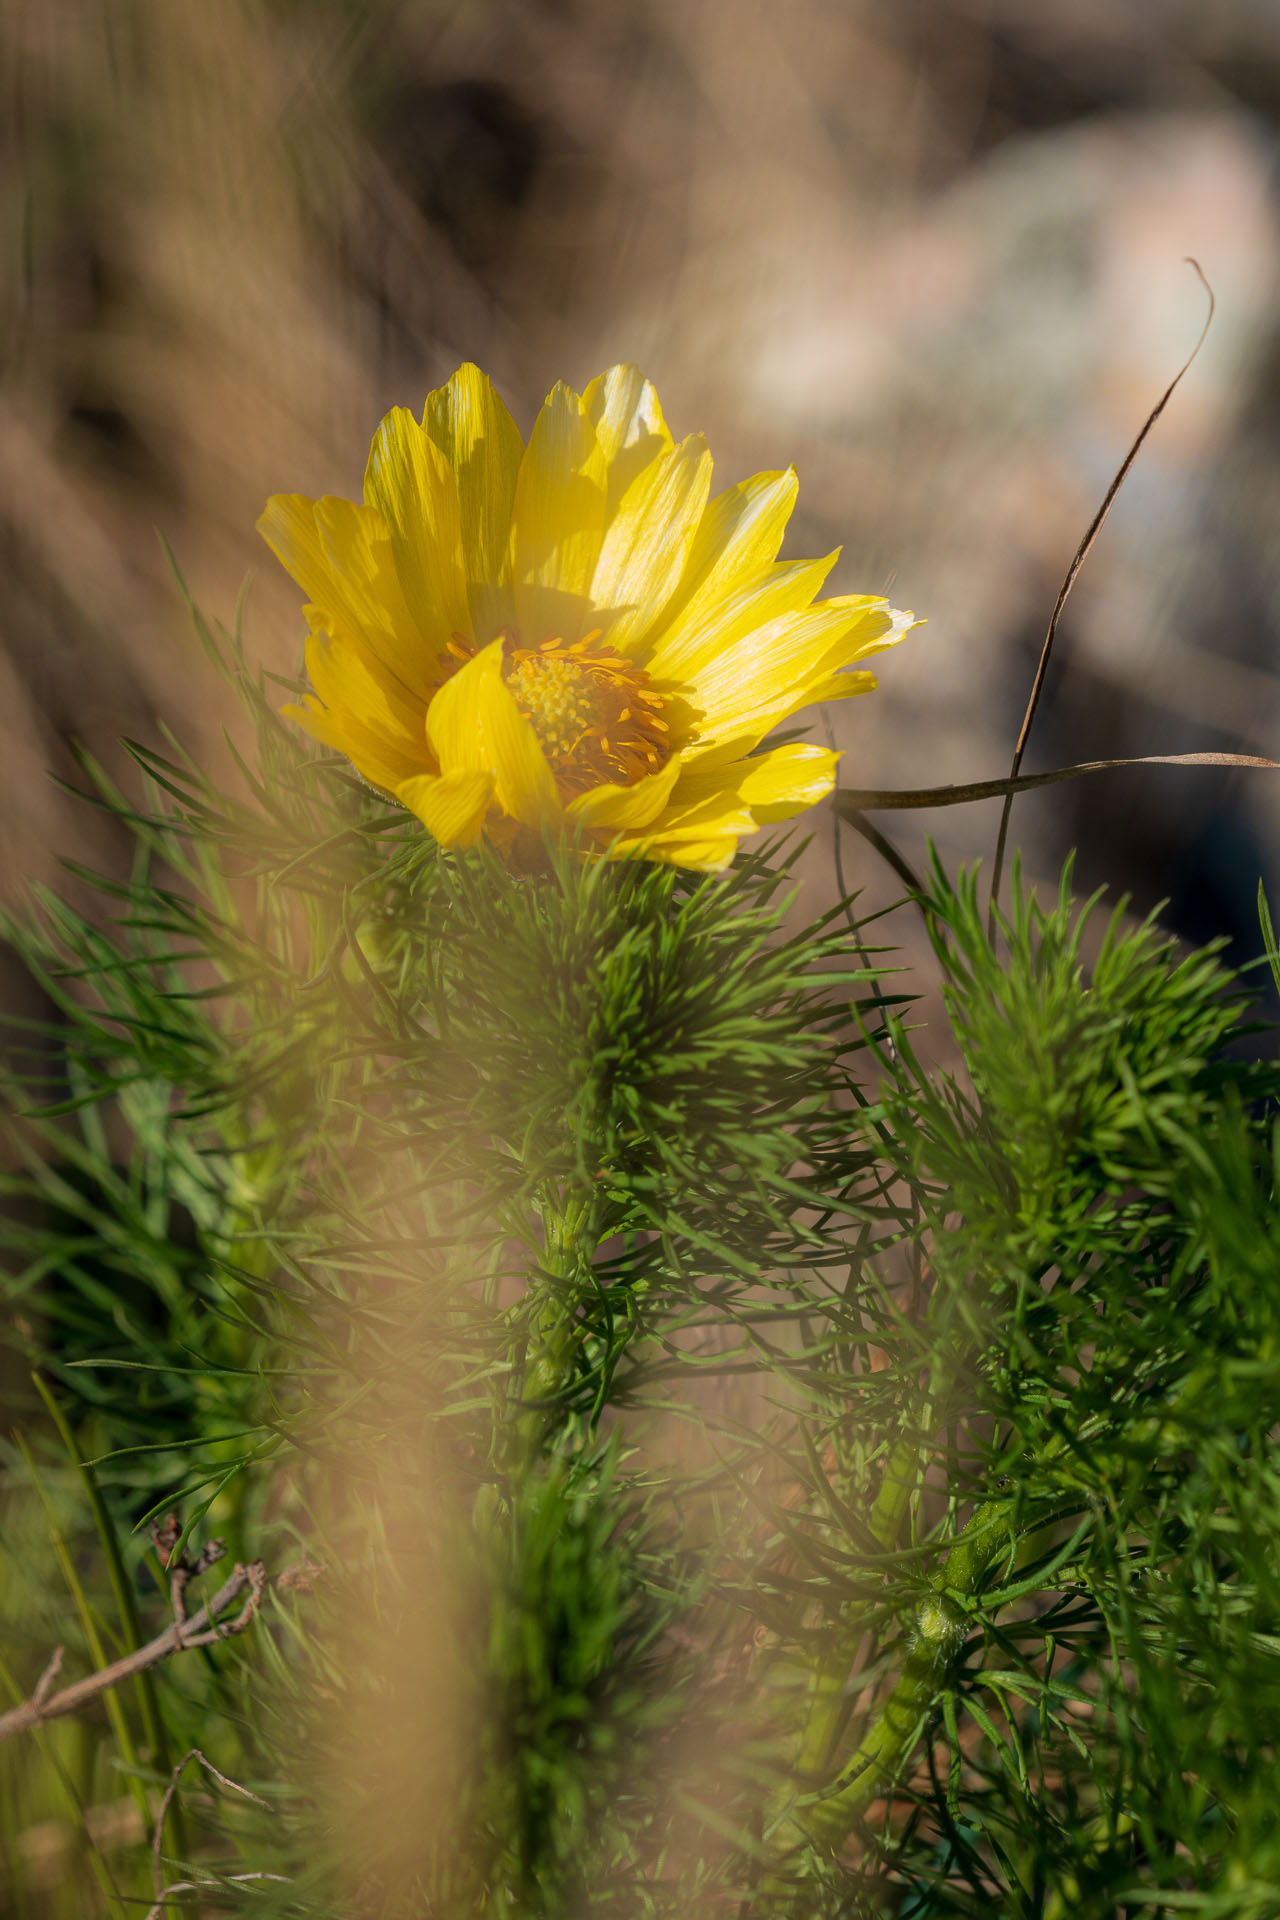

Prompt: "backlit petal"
[424,363,523,639]
[509,383,607,643]
[624,833,739,872]
[282,694,427,792]
[645,553,839,686]
[397,768,494,847]
[302,618,420,731]
[663,743,840,825]
[425,639,560,829]
[683,598,911,757]
[259,492,439,701]
[566,753,684,830]
[583,364,673,515]
[613,792,752,870]
[650,467,799,657]
[363,407,472,661]
[590,435,713,656]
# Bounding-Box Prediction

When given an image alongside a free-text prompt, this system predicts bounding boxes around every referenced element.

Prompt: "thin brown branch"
[0,1512,324,1748]
[146,1870,289,1919]
[30,1647,64,1709]
[0,1560,266,1743]
[151,1749,271,1910]
[988,259,1217,925]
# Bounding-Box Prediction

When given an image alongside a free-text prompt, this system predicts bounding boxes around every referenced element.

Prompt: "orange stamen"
[500,626,673,802]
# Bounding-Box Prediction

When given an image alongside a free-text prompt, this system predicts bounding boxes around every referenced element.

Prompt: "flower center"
[503,630,670,798]
[506,655,606,763]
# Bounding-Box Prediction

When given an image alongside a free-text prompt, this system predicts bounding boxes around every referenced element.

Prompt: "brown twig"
[0,1518,320,1745]
[145,1872,290,1919]
[0,1562,264,1743]
[148,1748,275,1917]
[30,1647,64,1709]
[987,258,1217,928]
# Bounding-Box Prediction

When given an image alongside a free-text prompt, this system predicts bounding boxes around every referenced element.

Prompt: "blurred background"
[4,6,1280,1905]
[3,0,1280,949]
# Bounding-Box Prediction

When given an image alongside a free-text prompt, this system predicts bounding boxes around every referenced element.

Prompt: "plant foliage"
[2,596,1280,1918]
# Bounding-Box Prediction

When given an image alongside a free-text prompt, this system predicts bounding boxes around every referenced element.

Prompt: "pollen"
[506,655,608,762]
[503,631,671,800]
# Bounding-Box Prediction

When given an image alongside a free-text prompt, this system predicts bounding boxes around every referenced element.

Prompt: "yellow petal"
[782,666,878,713]
[509,383,607,644]
[692,674,880,774]
[397,768,494,846]
[602,776,750,868]
[291,607,431,792]
[300,608,419,726]
[865,602,921,656]
[669,744,840,825]
[363,407,472,662]
[481,659,562,829]
[258,492,438,702]
[424,364,523,638]
[282,694,427,792]
[589,435,714,656]
[645,552,839,686]
[425,639,560,829]
[566,753,684,830]
[636,793,754,840]
[604,763,760,868]
[650,467,799,658]
[651,837,739,871]
[424,641,493,775]
[683,598,909,757]
[613,827,741,872]
[583,364,674,516]
[738,743,839,819]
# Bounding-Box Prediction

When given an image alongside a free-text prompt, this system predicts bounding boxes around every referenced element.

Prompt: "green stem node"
[793,1473,1091,1864]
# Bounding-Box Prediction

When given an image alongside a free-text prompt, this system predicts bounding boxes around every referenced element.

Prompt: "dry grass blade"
[837,750,1280,816]
[148,1748,275,1917]
[988,259,1217,923]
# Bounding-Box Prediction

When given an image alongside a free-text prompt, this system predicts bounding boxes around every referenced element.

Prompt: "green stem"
[792,1431,921,1780]
[797,1474,1094,1860]
[791,1377,1212,1862]
[511,1192,598,1456]
[793,1497,1016,1851]
[1041,1810,1137,1920]
[792,1327,966,1788]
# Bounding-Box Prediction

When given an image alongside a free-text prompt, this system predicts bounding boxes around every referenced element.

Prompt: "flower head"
[259,364,917,870]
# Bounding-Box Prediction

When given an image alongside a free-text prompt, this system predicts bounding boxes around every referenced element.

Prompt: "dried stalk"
[0,1517,320,1744]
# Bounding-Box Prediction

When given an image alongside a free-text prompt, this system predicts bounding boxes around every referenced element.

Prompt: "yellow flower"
[259,364,917,871]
